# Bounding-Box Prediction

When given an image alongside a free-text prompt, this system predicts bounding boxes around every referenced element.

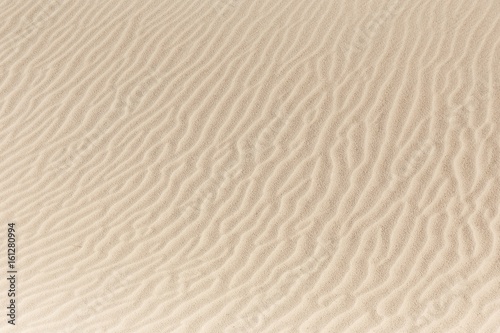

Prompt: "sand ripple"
[0,0,499,332]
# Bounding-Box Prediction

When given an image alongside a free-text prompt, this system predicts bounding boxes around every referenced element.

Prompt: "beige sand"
[0,0,499,332]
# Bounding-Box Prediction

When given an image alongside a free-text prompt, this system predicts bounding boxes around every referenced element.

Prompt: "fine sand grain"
[0,0,499,332]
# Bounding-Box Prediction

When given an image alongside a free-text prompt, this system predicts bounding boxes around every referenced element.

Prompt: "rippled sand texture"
[1,0,499,332]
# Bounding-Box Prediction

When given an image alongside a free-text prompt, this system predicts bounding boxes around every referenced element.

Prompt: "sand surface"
[1,0,500,332]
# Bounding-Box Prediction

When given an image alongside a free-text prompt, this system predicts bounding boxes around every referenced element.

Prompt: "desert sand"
[0,0,499,332]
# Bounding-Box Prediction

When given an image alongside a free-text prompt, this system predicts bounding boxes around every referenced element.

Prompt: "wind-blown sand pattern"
[0,0,499,332]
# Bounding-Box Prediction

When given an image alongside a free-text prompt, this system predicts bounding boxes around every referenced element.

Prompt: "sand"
[0,0,499,332]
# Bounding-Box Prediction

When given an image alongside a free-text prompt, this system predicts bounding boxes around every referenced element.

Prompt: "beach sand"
[0,0,499,332]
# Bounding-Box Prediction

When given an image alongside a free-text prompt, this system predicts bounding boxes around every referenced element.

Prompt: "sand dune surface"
[1,0,500,332]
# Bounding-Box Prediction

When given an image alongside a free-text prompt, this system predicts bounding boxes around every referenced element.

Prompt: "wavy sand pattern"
[0,0,499,332]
